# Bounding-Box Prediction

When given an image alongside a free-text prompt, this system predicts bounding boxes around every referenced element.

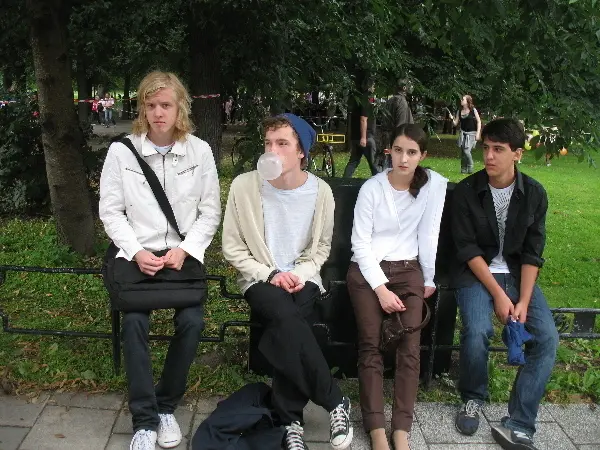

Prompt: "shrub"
[0,91,48,215]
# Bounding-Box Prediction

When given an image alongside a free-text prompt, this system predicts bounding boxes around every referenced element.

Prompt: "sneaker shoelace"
[330,402,349,435]
[133,430,154,448]
[159,414,177,432]
[285,422,305,450]
[464,400,481,418]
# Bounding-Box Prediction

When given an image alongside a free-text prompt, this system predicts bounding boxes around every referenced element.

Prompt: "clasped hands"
[270,271,304,293]
[494,292,528,324]
[133,248,188,276]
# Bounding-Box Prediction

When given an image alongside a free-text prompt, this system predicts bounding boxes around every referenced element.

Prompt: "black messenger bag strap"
[120,137,185,241]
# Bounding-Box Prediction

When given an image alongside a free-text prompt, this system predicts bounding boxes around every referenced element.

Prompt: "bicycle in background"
[305,116,344,178]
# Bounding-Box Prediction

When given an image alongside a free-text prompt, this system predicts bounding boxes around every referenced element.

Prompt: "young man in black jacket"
[451,118,558,450]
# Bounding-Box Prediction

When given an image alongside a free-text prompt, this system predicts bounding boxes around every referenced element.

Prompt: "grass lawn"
[0,135,598,403]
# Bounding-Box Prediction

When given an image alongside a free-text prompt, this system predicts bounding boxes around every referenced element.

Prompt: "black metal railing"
[0,265,253,374]
[1,266,598,384]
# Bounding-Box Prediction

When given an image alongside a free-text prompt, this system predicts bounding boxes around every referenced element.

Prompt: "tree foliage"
[0,92,48,214]
[2,0,600,253]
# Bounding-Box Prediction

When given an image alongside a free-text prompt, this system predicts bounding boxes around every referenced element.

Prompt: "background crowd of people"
[91,92,117,127]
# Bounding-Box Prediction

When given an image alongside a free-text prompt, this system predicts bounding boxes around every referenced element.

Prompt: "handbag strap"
[120,137,185,241]
[396,292,432,333]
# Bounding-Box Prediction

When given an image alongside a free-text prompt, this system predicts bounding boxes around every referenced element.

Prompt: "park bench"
[1,178,599,387]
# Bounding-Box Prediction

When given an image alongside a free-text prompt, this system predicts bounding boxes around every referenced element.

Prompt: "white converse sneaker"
[157,413,182,448]
[130,429,157,450]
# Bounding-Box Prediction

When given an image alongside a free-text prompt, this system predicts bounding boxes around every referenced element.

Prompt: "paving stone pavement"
[0,392,598,450]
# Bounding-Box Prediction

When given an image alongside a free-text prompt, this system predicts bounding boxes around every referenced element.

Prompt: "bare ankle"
[392,429,410,450]
[369,428,390,450]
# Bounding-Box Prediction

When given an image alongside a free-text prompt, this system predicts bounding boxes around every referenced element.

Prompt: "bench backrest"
[320,177,457,289]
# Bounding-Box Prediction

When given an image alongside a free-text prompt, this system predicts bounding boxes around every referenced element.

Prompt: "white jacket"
[351,169,448,289]
[99,133,221,263]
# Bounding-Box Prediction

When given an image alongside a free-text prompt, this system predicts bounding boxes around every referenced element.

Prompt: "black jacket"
[450,167,548,288]
[192,382,285,450]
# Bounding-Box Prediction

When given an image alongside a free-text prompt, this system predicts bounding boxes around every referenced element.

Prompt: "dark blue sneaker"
[455,400,482,435]
[491,422,537,449]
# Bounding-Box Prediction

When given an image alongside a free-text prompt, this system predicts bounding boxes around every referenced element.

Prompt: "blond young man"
[222,114,353,450]
[99,71,220,450]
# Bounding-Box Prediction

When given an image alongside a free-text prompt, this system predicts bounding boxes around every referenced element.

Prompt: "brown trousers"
[347,260,424,432]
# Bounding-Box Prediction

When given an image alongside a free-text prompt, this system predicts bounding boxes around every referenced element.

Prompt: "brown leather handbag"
[380,292,431,353]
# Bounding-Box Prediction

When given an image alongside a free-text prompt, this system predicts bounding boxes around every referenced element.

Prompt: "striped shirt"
[489,181,515,273]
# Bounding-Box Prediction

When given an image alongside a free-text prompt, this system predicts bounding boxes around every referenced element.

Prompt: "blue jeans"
[104,108,113,124]
[456,273,558,436]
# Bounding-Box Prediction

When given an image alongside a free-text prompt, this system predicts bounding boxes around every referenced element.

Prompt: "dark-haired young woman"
[346,124,448,450]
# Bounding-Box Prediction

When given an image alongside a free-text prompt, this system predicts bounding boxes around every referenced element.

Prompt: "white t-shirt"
[489,181,515,273]
[387,184,417,262]
[149,142,174,155]
[261,173,318,274]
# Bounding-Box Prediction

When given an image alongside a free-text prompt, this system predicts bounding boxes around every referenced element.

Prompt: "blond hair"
[132,71,194,141]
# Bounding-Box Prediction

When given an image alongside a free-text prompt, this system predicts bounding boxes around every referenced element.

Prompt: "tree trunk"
[188,4,222,166]
[76,57,89,123]
[122,72,131,120]
[86,76,93,101]
[2,71,13,91]
[27,0,95,256]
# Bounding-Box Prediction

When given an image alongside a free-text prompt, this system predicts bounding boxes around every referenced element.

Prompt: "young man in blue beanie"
[451,118,558,450]
[222,113,353,450]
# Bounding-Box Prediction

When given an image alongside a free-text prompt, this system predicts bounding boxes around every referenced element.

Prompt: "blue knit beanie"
[277,113,316,157]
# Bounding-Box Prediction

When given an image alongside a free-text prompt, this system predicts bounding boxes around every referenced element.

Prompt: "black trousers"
[245,282,343,425]
[343,137,379,177]
[122,303,205,432]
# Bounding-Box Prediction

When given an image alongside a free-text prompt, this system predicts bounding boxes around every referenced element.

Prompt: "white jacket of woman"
[350,168,448,290]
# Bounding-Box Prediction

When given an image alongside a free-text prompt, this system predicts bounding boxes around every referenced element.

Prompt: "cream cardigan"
[222,170,335,294]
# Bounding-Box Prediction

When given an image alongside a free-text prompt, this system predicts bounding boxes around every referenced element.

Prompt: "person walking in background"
[381,78,415,170]
[97,96,105,125]
[102,92,116,127]
[224,96,233,124]
[344,80,379,177]
[449,95,481,174]
[92,95,101,124]
[386,79,414,130]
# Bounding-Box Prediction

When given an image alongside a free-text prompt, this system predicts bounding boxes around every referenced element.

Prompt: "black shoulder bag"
[102,138,207,312]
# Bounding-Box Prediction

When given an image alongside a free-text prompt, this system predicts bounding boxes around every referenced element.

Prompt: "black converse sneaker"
[284,421,309,450]
[329,397,353,449]
[491,422,538,450]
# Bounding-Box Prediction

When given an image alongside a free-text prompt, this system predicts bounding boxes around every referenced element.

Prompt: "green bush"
[0,91,104,215]
[0,91,48,215]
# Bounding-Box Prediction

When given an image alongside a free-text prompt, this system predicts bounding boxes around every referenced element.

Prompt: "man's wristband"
[266,270,280,283]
